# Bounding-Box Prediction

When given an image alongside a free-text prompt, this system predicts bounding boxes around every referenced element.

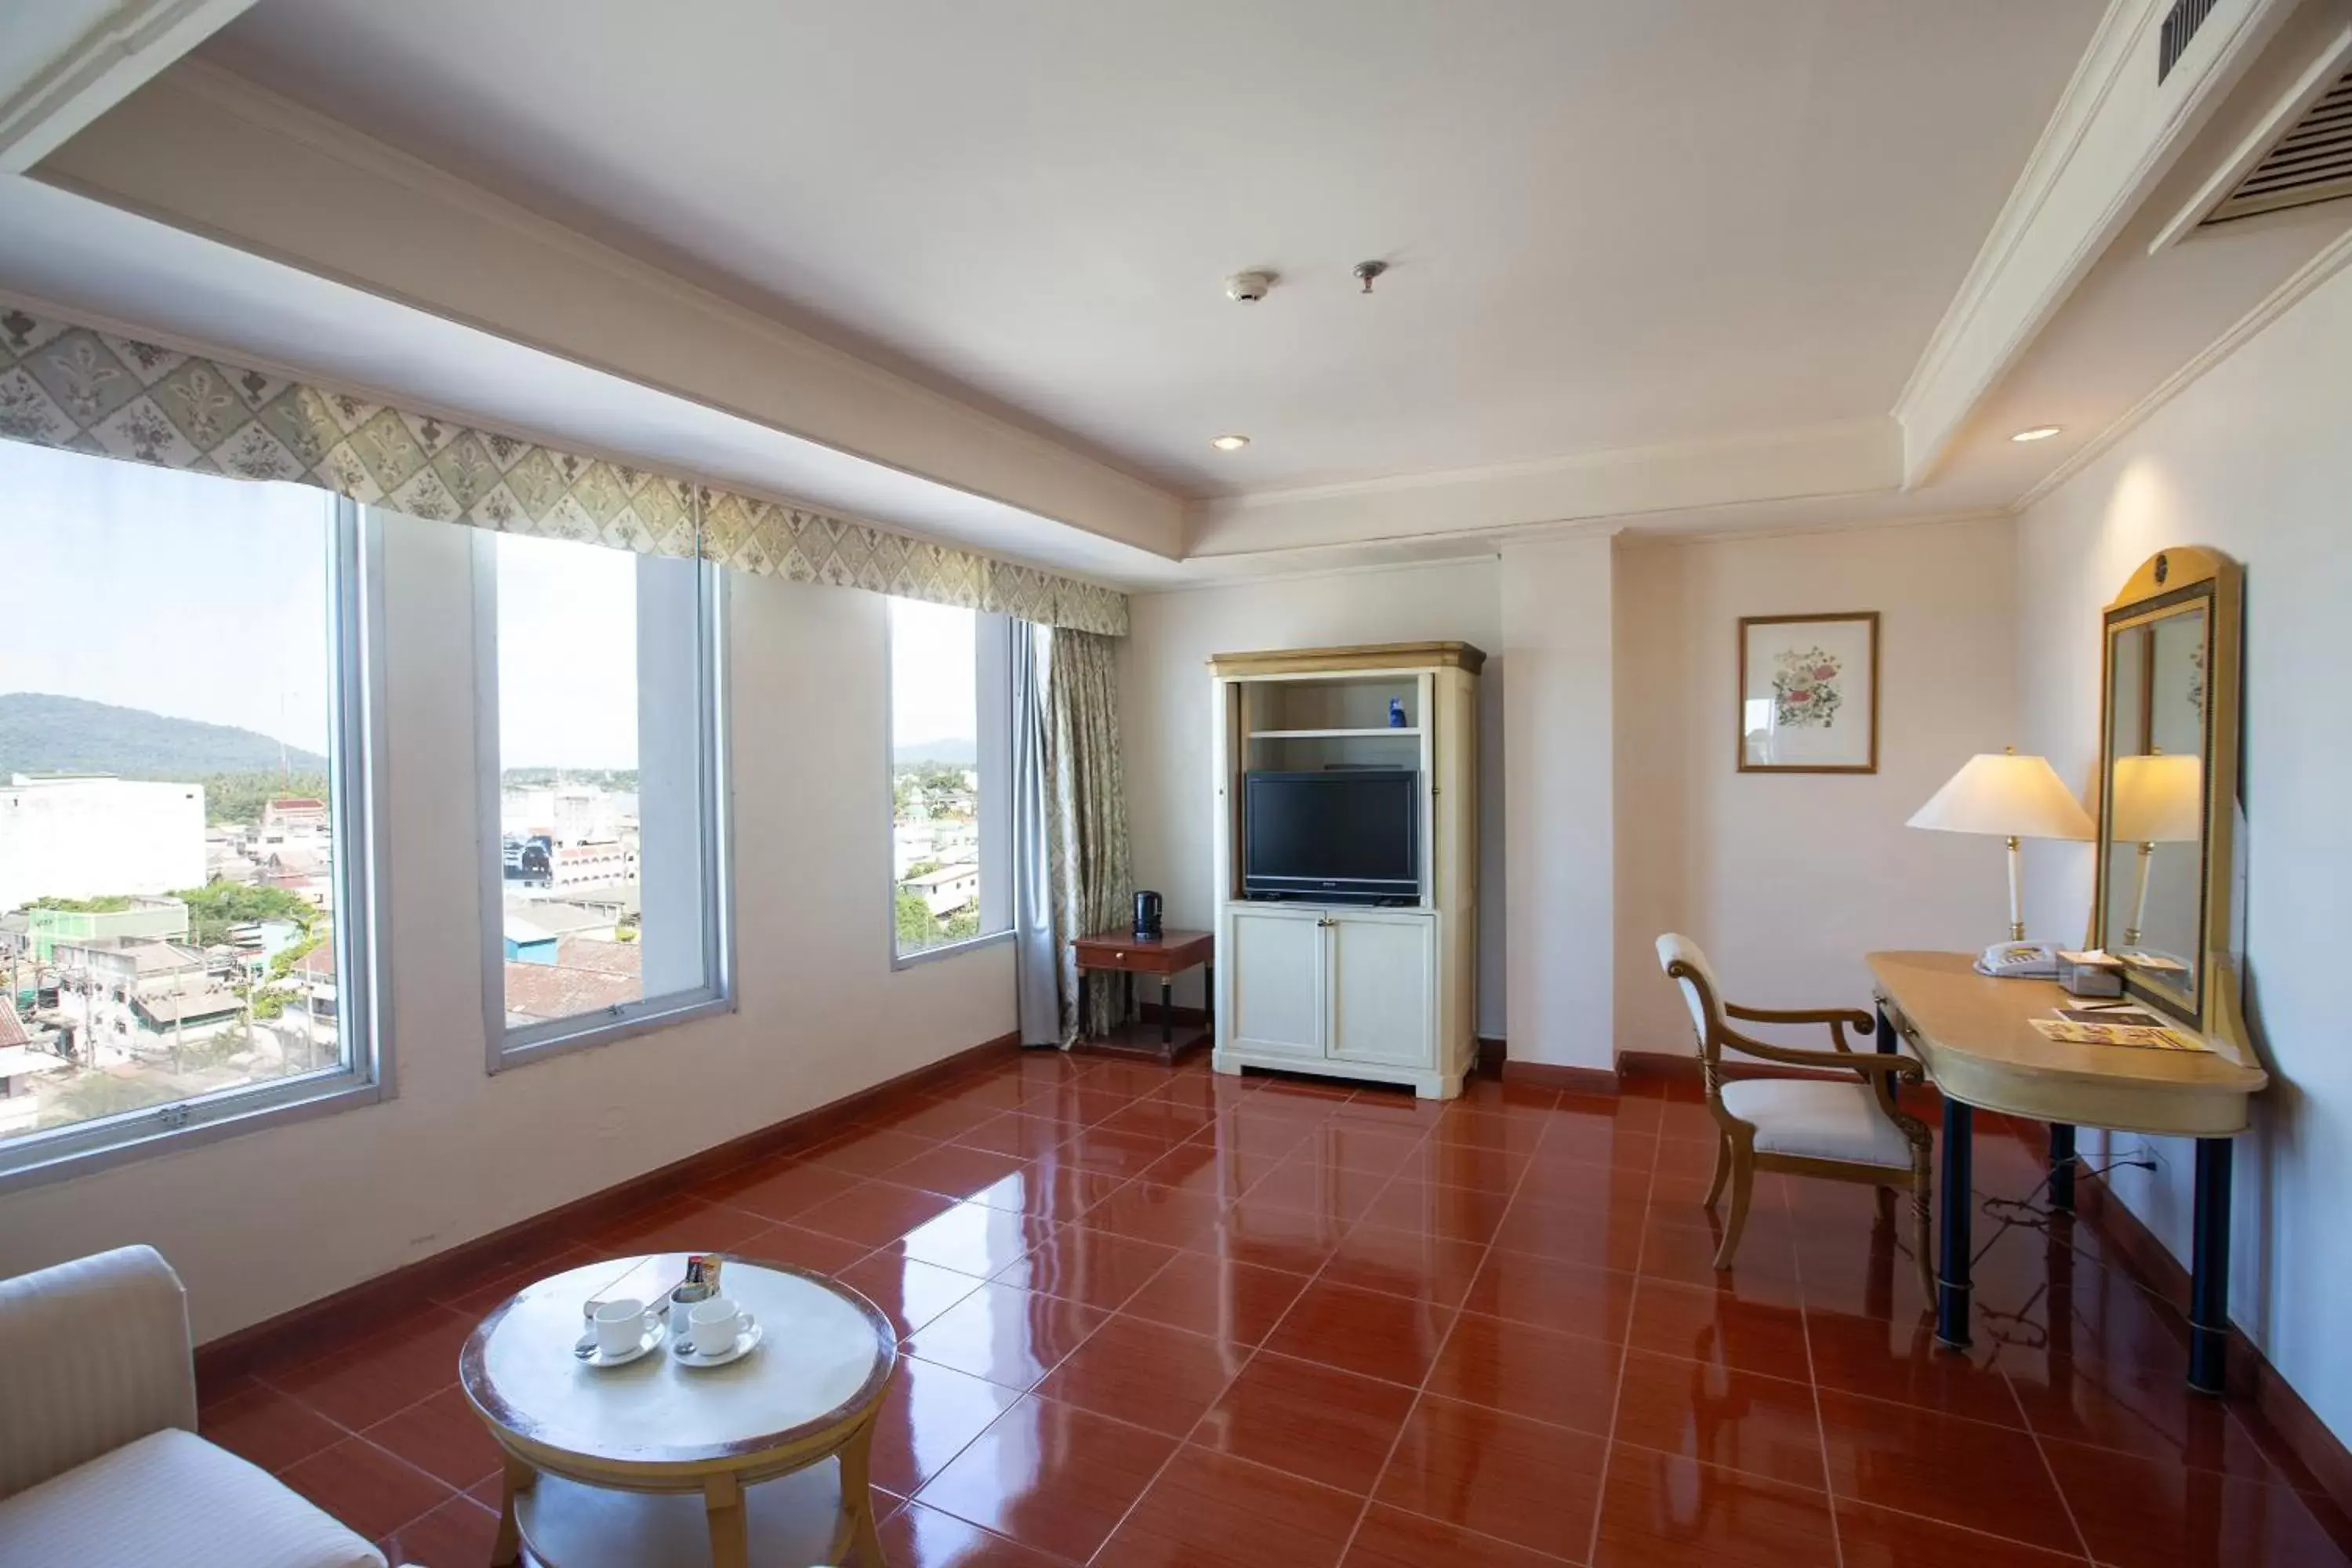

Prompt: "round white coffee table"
[460,1253,895,1568]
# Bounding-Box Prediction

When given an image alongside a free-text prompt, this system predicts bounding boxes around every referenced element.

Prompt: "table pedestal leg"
[1936,1098,1973,1350]
[2049,1122,2077,1213]
[1160,978,1174,1047]
[1205,963,1215,1042]
[1874,1003,1896,1055]
[703,1472,749,1568]
[838,1417,887,1566]
[491,1457,534,1566]
[2190,1136,2233,1395]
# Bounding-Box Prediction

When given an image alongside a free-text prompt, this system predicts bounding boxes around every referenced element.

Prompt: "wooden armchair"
[1654,934,1934,1296]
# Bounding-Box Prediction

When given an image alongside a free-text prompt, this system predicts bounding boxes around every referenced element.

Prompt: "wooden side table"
[1070,927,1214,1064]
[460,1253,895,1567]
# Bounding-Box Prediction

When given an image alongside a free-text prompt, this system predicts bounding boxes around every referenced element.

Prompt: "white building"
[502,785,630,846]
[905,858,980,918]
[0,775,205,913]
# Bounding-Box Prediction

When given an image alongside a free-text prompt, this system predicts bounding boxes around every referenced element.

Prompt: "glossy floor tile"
[189,1049,2352,1566]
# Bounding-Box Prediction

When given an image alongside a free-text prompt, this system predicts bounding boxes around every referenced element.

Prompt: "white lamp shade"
[2111,753,2203,843]
[1907,753,2096,840]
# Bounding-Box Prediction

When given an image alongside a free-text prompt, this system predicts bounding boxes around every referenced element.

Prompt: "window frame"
[886,600,1015,970]
[0,494,394,1192]
[470,530,734,1073]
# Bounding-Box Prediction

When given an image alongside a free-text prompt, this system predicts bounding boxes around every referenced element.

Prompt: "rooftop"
[503,961,637,1025]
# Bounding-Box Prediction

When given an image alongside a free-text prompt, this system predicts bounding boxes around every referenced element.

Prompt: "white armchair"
[1656,935,1935,1296]
[0,1246,389,1568]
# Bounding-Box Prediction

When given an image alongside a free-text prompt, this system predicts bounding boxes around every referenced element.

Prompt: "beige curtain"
[1047,630,1133,1044]
[0,305,1127,637]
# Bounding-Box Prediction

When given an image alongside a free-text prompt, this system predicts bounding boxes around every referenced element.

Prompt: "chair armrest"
[1722,1004,1875,1052]
[1719,1027,1922,1080]
[0,1246,197,1501]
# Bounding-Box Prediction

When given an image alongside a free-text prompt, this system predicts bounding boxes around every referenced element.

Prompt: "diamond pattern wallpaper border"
[0,307,1127,637]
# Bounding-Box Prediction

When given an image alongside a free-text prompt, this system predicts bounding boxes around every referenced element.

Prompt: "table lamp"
[2110,751,2202,946]
[1907,748,2096,941]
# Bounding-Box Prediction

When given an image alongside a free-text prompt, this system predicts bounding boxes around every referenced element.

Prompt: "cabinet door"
[1225,906,1327,1058]
[1328,911,1436,1068]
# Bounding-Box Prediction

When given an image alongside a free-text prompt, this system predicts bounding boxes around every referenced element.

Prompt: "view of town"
[0,744,655,1143]
[890,597,987,956]
[1,764,350,1142]
[2,441,972,1147]
[1,441,355,1145]
[1,443,652,1145]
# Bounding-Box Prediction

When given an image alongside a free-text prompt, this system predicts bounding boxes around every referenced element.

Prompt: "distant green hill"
[0,693,325,780]
[892,735,978,768]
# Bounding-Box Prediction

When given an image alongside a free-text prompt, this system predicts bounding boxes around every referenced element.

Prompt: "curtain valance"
[0,307,1127,637]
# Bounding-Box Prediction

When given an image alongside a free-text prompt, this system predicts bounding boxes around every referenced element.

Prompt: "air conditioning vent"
[2201,65,2352,225]
[2160,0,2220,84]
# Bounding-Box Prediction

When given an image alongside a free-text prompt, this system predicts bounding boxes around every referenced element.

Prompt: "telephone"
[1976,941,2060,980]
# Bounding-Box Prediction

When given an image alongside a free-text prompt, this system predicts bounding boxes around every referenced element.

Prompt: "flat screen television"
[1242,769,1419,902]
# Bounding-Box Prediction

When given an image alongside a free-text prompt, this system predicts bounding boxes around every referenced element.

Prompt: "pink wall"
[1612,515,2021,1055]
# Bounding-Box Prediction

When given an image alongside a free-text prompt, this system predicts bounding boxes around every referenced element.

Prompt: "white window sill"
[892,926,1014,971]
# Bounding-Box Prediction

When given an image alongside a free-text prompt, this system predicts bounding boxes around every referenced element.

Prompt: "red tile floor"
[194,1051,2352,1566]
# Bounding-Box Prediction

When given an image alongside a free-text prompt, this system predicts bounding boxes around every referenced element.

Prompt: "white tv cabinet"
[1209,642,1482,1098]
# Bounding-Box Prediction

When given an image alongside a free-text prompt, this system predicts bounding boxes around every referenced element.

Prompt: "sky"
[4,441,979,769]
[2,441,667,771]
[495,530,639,771]
[2,441,335,751]
[889,596,977,754]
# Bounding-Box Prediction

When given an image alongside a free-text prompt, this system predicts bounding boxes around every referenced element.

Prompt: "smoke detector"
[1225,270,1276,303]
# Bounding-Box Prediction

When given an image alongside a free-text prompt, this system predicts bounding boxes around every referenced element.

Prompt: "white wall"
[1612,515,2021,1057]
[1500,535,1617,1069]
[2016,261,2352,1446]
[0,777,205,913]
[1118,558,1508,1037]
[0,511,1013,1341]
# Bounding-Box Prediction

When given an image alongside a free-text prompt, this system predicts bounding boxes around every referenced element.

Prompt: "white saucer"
[575,1319,666,1369]
[672,1316,763,1369]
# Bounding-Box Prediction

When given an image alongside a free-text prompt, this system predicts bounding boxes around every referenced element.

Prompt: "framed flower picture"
[1737,612,1878,773]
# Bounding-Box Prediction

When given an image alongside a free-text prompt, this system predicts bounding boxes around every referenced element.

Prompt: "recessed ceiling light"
[2010,425,2063,443]
[1210,434,1250,452]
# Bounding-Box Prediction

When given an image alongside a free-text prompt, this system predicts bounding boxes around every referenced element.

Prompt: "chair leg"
[1704,1133,1731,1210]
[1711,1145,1755,1271]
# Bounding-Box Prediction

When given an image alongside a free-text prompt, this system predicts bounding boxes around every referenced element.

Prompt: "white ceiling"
[201,0,2103,500]
[0,177,1185,586]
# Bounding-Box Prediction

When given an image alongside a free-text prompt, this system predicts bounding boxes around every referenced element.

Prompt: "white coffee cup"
[688,1295,740,1356]
[592,1298,649,1357]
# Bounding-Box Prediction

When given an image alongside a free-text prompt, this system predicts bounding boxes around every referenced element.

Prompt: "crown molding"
[0,0,251,172]
[2014,215,2352,513]
[1185,417,1900,558]
[1893,0,2300,489]
[35,58,1189,559]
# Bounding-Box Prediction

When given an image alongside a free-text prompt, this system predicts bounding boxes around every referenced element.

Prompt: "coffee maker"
[1132,890,1163,941]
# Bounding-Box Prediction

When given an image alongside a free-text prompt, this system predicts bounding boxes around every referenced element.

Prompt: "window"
[0,443,384,1184]
[888,598,1011,961]
[473,531,728,1067]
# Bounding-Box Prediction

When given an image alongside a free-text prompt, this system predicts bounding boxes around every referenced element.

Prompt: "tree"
[26,895,135,914]
[200,771,331,829]
[895,889,938,949]
[942,907,981,941]
[172,880,317,946]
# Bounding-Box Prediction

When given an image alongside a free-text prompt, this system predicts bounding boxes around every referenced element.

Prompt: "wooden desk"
[1069,927,1214,1063]
[1867,950,2268,1392]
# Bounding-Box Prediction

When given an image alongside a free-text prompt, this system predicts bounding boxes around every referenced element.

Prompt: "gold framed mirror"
[2092,546,2241,1031]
